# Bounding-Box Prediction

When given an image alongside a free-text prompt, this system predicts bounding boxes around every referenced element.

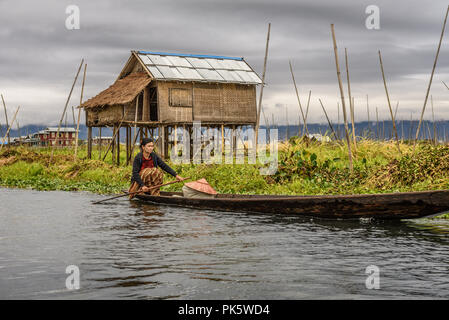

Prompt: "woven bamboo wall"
[220,83,256,123]
[158,81,193,123]
[86,105,123,126]
[193,83,221,122]
[158,81,256,124]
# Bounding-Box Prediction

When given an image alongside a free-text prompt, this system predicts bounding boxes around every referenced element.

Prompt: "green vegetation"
[1,138,448,218]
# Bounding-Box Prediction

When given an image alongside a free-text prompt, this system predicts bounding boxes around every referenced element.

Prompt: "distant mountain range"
[3,120,449,142]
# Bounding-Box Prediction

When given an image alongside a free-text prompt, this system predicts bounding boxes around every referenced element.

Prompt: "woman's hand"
[141,186,150,193]
[175,175,184,181]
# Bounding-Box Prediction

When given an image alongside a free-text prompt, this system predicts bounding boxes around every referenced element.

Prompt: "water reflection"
[1,188,448,299]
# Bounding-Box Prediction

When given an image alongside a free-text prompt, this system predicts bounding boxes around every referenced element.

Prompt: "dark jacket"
[131,152,177,188]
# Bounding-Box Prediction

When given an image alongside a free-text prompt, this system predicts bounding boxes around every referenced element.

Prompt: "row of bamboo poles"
[255,6,449,173]
[2,7,449,171]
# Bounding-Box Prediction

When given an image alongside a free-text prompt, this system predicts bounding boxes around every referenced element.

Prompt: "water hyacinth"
[0,140,448,218]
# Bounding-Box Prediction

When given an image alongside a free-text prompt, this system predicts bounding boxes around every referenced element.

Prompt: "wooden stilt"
[116,127,120,166]
[99,127,102,160]
[111,126,116,165]
[221,124,225,155]
[87,126,92,159]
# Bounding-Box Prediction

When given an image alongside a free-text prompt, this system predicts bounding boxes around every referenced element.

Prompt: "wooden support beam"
[143,86,149,121]
[87,126,92,159]
[116,126,120,166]
[111,126,116,165]
[126,127,130,165]
[98,127,102,160]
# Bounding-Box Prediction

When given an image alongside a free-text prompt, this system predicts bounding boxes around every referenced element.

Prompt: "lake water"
[0,187,448,299]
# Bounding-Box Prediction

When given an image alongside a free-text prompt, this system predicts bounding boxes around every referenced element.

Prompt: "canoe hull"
[135,189,449,220]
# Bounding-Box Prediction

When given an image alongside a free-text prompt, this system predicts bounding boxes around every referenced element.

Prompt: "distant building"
[36,127,77,147]
[92,136,113,145]
[305,133,331,142]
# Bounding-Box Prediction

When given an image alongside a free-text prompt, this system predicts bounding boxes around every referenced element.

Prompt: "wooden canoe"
[134,189,449,220]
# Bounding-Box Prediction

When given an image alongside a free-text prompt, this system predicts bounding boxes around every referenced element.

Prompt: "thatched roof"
[81,72,151,109]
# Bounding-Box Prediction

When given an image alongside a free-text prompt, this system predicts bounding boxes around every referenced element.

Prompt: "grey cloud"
[1,0,449,125]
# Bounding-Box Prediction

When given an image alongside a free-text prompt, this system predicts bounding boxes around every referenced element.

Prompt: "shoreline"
[1,140,448,219]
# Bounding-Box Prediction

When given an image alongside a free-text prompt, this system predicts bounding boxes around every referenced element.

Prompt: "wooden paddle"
[92,177,191,204]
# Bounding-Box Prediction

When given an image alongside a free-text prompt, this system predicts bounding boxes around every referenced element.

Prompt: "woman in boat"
[128,138,183,198]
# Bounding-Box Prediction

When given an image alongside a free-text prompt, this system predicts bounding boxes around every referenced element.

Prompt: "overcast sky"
[1,0,449,126]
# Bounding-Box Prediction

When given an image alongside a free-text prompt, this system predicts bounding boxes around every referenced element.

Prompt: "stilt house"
[81,50,262,164]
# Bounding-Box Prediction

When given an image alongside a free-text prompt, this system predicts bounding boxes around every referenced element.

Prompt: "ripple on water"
[0,188,448,299]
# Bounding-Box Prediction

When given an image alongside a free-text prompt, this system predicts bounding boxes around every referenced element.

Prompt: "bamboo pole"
[221,124,224,155]
[337,102,340,139]
[99,127,102,160]
[261,107,269,133]
[401,120,404,142]
[51,59,84,162]
[344,48,357,151]
[394,101,399,120]
[376,107,379,140]
[378,50,401,153]
[443,80,449,90]
[289,60,308,137]
[352,96,357,151]
[431,95,437,144]
[16,119,21,145]
[128,95,140,163]
[92,177,191,204]
[330,24,353,172]
[103,106,134,162]
[0,106,19,151]
[304,90,312,136]
[74,63,87,160]
[318,99,338,140]
[255,22,271,147]
[366,94,372,139]
[71,106,75,126]
[1,94,10,146]
[415,5,449,148]
[285,106,289,142]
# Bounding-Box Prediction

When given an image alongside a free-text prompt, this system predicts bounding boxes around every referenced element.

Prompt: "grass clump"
[0,139,448,219]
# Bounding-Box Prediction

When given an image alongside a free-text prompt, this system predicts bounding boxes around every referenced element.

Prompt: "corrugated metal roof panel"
[136,51,261,84]
[148,66,163,78]
[186,57,212,69]
[166,56,192,67]
[177,67,203,80]
[196,68,224,81]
